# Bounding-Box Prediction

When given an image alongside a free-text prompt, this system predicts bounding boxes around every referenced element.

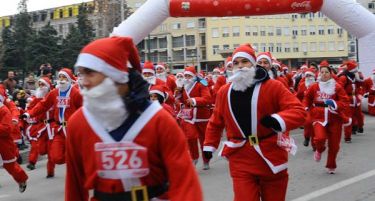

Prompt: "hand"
[260,115,281,131]
[20,113,30,120]
[186,98,194,106]
[324,99,335,108]
[364,93,369,98]
[203,151,213,160]
[12,119,18,125]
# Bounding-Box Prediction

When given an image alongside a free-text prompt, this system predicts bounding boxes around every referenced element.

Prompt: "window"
[59,9,63,18]
[293,42,299,52]
[260,43,266,52]
[41,12,47,21]
[292,14,298,20]
[268,43,274,52]
[185,35,195,46]
[172,23,181,30]
[159,38,167,48]
[173,50,184,61]
[212,28,219,38]
[337,28,343,35]
[327,26,334,34]
[276,27,282,36]
[292,26,298,36]
[309,13,315,20]
[328,41,335,51]
[320,42,326,51]
[260,26,266,36]
[301,42,308,52]
[187,21,195,28]
[338,41,345,51]
[283,27,290,36]
[222,27,230,37]
[149,38,157,49]
[212,45,220,54]
[369,2,375,9]
[268,26,274,36]
[318,12,324,18]
[276,43,282,53]
[172,36,184,48]
[245,26,251,36]
[252,26,258,36]
[301,26,307,35]
[160,24,167,32]
[223,44,230,49]
[284,43,291,52]
[309,25,316,35]
[233,26,240,37]
[318,26,324,35]
[300,13,307,19]
[50,12,54,20]
[310,42,317,52]
[159,51,168,62]
[69,8,73,17]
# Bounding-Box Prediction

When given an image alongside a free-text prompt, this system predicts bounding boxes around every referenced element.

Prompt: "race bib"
[95,141,149,179]
[57,96,70,108]
[178,108,193,120]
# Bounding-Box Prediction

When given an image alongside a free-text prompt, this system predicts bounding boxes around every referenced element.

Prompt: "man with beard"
[155,63,177,93]
[212,57,233,100]
[23,68,82,172]
[257,52,289,89]
[203,43,306,201]
[362,70,375,115]
[66,36,202,201]
[24,77,55,177]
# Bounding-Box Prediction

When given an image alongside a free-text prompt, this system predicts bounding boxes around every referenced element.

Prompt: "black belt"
[313,103,328,107]
[94,183,168,201]
[57,121,67,127]
[43,119,54,124]
[228,132,276,146]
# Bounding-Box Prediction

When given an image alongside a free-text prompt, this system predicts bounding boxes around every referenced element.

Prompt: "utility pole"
[120,0,124,21]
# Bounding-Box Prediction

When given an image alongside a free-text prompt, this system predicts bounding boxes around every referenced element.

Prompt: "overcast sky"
[0,0,92,16]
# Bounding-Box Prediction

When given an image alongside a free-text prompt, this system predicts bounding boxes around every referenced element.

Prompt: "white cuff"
[330,100,338,110]
[271,113,286,132]
[203,146,216,153]
[191,98,197,106]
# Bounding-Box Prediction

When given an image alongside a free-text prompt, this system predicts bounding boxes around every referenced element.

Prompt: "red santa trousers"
[228,145,288,201]
[28,140,39,164]
[2,162,28,183]
[38,133,55,175]
[50,129,66,165]
[313,121,342,169]
[0,140,28,183]
[344,108,353,140]
[182,121,210,163]
[352,106,364,129]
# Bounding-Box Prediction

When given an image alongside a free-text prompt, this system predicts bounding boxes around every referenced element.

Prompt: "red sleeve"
[192,84,212,106]
[158,112,203,201]
[334,84,350,111]
[296,83,305,101]
[28,90,56,117]
[213,76,226,98]
[302,84,316,108]
[73,90,83,109]
[0,107,12,137]
[4,100,20,118]
[337,75,347,88]
[127,38,142,72]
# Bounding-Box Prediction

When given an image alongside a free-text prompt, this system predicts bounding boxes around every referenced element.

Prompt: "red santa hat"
[300,65,308,70]
[319,60,330,68]
[345,60,358,72]
[0,86,6,103]
[155,63,166,70]
[256,52,272,65]
[372,69,375,74]
[142,61,155,74]
[176,72,184,78]
[225,56,233,68]
[213,67,220,73]
[149,85,166,99]
[281,64,289,71]
[58,68,76,82]
[272,60,281,68]
[74,36,141,84]
[38,77,52,89]
[232,43,256,65]
[305,68,315,77]
[184,66,197,77]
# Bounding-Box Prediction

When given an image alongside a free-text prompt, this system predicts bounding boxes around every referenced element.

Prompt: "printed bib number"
[178,108,193,120]
[95,141,149,179]
[57,96,70,108]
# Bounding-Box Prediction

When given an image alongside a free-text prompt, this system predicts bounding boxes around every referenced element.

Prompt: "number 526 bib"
[95,141,149,179]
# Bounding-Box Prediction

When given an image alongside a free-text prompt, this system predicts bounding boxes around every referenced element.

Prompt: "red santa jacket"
[204,79,306,174]
[177,81,212,124]
[65,102,202,201]
[0,105,18,164]
[212,75,227,100]
[166,75,177,93]
[25,96,54,140]
[303,81,350,126]
[338,75,362,107]
[149,78,175,106]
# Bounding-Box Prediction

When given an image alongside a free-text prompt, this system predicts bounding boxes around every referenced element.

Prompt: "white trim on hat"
[155,65,165,70]
[305,71,315,77]
[232,52,256,66]
[0,95,4,103]
[142,68,155,74]
[149,90,165,99]
[184,71,196,77]
[75,53,129,83]
[256,54,272,64]
[58,71,73,83]
[349,67,358,73]
[225,61,233,68]
[38,78,51,89]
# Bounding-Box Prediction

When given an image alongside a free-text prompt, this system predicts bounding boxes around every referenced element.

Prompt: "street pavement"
[1,115,375,201]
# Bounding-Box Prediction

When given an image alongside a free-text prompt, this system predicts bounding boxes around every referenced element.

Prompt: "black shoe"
[46,174,54,178]
[18,182,27,193]
[352,126,358,134]
[358,127,364,133]
[345,138,352,143]
[303,138,310,147]
[26,164,35,170]
[17,156,23,164]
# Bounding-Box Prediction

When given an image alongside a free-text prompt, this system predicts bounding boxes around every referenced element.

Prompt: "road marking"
[291,169,375,201]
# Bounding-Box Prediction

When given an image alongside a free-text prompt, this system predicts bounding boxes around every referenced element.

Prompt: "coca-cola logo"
[291,1,312,10]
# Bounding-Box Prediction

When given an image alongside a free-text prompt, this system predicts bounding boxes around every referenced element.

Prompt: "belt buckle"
[62,121,67,127]
[44,120,48,124]
[248,136,259,146]
[131,185,149,201]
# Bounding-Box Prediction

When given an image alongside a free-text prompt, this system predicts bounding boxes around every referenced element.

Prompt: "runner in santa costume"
[0,87,28,193]
[257,52,289,89]
[149,85,176,117]
[362,70,375,115]
[25,77,55,177]
[175,66,212,170]
[337,60,364,141]
[155,63,177,93]
[297,68,316,148]
[303,65,349,173]
[23,68,82,168]
[203,44,306,201]
[66,36,202,201]
[213,57,233,98]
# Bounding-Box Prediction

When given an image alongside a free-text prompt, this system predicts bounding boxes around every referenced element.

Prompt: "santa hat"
[345,60,358,72]
[142,61,155,74]
[305,68,315,77]
[74,36,141,84]
[38,77,52,89]
[155,63,166,70]
[257,52,272,65]
[300,65,308,70]
[176,72,184,78]
[232,43,256,66]
[58,68,76,82]
[149,85,166,99]
[225,57,233,68]
[213,67,220,73]
[184,66,197,77]
[319,60,330,68]
[272,60,281,68]
[281,64,289,71]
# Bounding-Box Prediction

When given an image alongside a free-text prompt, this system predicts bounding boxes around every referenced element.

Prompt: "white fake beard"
[228,67,256,92]
[212,75,218,83]
[268,70,275,79]
[319,78,336,96]
[156,72,167,82]
[176,78,184,88]
[183,78,195,91]
[143,76,156,85]
[0,95,3,107]
[81,78,129,132]
[226,70,234,78]
[305,77,315,88]
[35,87,49,98]
[57,80,70,91]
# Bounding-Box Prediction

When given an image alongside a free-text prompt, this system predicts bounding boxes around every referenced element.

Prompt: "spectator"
[24,74,36,91]
[3,71,18,95]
